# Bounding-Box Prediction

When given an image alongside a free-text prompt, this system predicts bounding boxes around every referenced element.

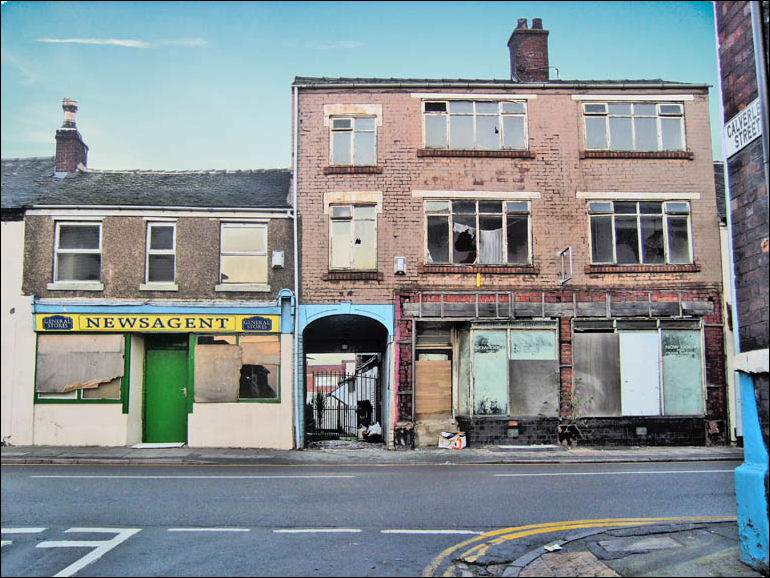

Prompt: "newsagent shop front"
[31,299,295,448]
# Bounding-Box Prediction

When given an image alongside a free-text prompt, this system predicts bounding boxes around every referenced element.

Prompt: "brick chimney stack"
[55,98,88,175]
[507,18,550,82]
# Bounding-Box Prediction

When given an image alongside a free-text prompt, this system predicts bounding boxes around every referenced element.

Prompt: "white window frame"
[217,222,269,291]
[330,116,378,166]
[144,222,177,286]
[588,200,693,265]
[328,204,378,271]
[53,221,103,283]
[583,102,686,151]
[424,200,532,265]
[422,100,529,150]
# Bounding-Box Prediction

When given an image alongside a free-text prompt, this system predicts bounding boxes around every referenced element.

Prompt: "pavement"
[2,441,767,577]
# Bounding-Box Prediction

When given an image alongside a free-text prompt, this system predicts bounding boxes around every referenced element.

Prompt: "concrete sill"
[46,281,104,291]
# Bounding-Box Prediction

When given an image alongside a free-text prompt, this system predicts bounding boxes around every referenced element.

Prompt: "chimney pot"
[55,98,88,174]
[507,18,550,82]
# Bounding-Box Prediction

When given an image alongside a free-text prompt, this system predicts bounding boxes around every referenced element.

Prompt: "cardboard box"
[438,431,466,450]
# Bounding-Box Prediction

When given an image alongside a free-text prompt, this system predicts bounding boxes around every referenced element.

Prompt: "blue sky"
[1,1,723,170]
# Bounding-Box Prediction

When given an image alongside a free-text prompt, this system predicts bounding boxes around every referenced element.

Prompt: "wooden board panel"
[415,360,452,416]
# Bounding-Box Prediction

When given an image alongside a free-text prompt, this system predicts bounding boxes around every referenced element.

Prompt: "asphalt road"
[1,461,740,576]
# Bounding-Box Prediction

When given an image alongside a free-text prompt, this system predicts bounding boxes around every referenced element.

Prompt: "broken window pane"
[427,215,449,263]
[506,215,529,264]
[36,334,124,397]
[615,216,640,264]
[667,216,691,263]
[424,102,446,113]
[353,217,377,270]
[478,215,503,264]
[476,115,499,150]
[641,215,665,264]
[453,215,477,264]
[590,215,614,263]
[239,364,279,399]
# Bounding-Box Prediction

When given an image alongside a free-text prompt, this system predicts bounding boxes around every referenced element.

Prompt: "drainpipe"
[292,84,302,449]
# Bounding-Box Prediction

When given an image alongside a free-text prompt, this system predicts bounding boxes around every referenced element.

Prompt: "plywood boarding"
[415,360,452,416]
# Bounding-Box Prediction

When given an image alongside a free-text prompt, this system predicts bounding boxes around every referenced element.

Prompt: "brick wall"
[296,87,723,305]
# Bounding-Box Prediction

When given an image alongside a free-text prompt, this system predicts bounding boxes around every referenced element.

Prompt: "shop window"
[145,222,176,284]
[573,324,704,417]
[426,200,530,265]
[219,222,268,287]
[195,334,280,402]
[54,222,102,282]
[424,100,528,150]
[589,201,692,265]
[35,334,126,401]
[330,116,377,166]
[467,327,559,417]
[583,102,685,151]
[329,204,377,270]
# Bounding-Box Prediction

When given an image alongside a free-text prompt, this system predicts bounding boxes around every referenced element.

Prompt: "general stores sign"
[36,314,280,333]
[723,97,763,158]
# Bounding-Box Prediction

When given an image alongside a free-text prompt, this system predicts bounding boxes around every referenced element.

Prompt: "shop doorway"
[144,335,189,443]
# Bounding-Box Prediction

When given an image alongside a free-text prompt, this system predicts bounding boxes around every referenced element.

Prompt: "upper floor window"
[329,204,377,270]
[54,222,102,282]
[583,102,685,151]
[219,223,268,285]
[589,201,692,265]
[424,100,528,150]
[330,116,377,166]
[425,200,531,265]
[145,222,176,284]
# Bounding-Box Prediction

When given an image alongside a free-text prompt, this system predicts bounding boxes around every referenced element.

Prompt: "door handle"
[181,387,188,397]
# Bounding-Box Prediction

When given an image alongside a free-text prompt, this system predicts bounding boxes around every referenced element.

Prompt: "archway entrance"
[303,315,388,444]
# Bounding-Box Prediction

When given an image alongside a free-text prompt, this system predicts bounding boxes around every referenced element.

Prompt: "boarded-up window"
[36,334,124,400]
[509,330,559,417]
[195,335,280,402]
[573,332,621,417]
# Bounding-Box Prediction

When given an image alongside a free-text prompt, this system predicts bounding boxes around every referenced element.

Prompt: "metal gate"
[305,368,381,442]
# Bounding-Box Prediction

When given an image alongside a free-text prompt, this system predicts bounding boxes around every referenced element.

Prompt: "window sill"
[139,283,179,292]
[323,165,383,175]
[418,149,535,159]
[323,271,383,281]
[420,264,539,275]
[46,281,104,291]
[580,150,694,160]
[215,283,272,292]
[586,264,700,274]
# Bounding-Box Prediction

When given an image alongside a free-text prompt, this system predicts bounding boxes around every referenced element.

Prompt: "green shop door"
[144,344,189,443]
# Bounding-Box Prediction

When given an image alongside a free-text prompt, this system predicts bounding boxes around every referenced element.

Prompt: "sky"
[1,1,724,171]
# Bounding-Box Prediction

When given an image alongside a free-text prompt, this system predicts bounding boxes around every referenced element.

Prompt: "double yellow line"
[422,516,737,577]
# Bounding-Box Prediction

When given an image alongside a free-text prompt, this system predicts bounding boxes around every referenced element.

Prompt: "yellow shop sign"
[36,314,280,333]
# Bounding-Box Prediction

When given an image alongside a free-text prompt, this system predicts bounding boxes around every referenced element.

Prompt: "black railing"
[305,371,380,442]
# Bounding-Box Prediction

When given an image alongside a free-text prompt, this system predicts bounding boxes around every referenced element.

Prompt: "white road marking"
[168,528,250,532]
[381,529,483,535]
[1,527,47,533]
[31,475,356,479]
[494,469,735,477]
[36,527,141,578]
[274,528,362,533]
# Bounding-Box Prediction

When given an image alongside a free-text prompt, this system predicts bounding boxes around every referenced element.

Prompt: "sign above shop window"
[36,314,280,333]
